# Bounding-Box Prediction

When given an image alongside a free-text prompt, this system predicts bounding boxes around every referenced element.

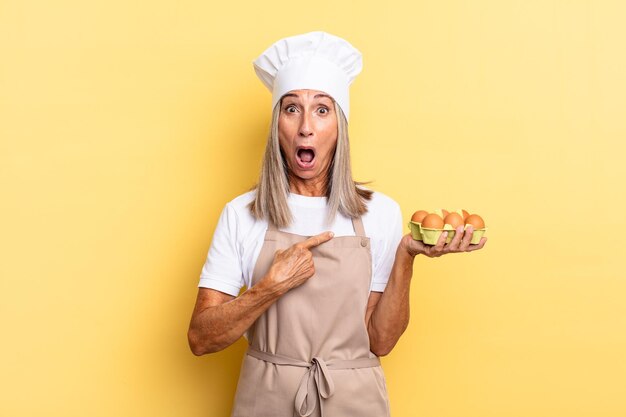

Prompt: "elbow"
[369,326,402,357]
[371,343,394,357]
[369,333,396,357]
[188,328,215,356]
[190,344,207,357]
[187,327,225,356]
[368,326,399,357]
[187,328,206,356]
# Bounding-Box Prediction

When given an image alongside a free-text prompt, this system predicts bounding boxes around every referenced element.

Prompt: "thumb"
[300,231,334,250]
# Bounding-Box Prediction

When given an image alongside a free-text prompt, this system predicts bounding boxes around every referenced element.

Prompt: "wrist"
[257,271,288,299]
[396,243,416,266]
[399,235,420,259]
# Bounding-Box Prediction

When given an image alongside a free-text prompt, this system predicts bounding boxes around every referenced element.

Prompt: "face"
[278,89,338,189]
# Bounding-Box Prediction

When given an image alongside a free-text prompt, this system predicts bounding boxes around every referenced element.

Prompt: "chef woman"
[188,31,487,417]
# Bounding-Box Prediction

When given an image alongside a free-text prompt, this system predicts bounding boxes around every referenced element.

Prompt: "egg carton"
[408,221,487,245]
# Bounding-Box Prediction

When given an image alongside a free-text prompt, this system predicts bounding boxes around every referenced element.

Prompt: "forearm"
[368,246,415,356]
[188,279,285,355]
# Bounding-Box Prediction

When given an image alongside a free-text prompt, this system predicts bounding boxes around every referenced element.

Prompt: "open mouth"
[296,146,316,169]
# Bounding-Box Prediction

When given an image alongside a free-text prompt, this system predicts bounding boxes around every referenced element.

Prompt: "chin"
[292,170,317,180]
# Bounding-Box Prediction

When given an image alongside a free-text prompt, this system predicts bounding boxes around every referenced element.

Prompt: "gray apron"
[231,217,391,417]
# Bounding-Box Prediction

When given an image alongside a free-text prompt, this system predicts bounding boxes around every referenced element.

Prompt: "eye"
[318,107,329,114]
[284,105,297,113]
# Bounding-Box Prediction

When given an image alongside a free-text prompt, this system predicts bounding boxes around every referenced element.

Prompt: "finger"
[426,246,438,258]
[420,245,434,257]
[299,231,335,250]
[433,232,447,253]
[301,257,316,276]
[467,237,487,252]
[458,225,474,251]
[300,261,315,278]
[446,226,465,252]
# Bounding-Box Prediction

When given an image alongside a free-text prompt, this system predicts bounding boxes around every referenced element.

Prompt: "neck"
[288,172,329,197]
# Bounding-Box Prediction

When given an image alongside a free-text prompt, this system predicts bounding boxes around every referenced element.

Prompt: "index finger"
[300,231,335,249]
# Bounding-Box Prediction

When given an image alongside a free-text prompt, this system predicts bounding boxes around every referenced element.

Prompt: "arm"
[188,232,334,355]
[366,226,487,356]
[365,245,414,357]
[188,283,283,355]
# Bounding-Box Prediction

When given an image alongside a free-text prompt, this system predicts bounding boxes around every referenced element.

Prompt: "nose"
[298,111,313,137]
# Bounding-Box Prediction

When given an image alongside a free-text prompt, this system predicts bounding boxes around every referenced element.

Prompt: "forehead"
[281,90,334,102]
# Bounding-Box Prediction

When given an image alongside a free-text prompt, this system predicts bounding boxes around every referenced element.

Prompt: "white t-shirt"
[198,189,403,296]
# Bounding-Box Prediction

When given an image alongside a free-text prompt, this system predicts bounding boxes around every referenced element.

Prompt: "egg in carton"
[409,209,487,245]
[465,224,487,244]
[407,209,430,241]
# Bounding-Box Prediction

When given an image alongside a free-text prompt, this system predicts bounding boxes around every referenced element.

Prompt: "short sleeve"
[198,204,245,296]
[370,202,403,292]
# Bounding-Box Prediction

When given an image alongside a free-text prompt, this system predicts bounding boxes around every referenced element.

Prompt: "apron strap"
[352,216,366,237]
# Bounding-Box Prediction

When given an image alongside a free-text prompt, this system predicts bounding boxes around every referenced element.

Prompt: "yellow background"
[2,0,625,416]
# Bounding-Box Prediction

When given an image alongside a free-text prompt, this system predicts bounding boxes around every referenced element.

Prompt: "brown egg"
[465,214,485,229]
[442,209,450,218]
[421,213,444,229]
[461,209,470,220]
[411,210,429,223]
[444,212,464,229]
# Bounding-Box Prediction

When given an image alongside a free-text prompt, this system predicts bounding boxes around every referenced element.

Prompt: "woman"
[188,31,486,417]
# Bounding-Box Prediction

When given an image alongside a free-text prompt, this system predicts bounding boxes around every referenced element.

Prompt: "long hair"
[248,99,373,228]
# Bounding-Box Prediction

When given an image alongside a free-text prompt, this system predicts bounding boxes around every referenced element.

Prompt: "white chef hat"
[252,31,363,121]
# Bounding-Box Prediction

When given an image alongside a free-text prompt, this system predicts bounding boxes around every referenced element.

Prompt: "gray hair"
[248,99,372,228]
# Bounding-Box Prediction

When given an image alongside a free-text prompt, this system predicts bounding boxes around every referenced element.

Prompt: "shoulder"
[215,189,260,233]
[220,189,258,220]
[359,187,401,217]
[358,187,403,239]
[225,189,257,211]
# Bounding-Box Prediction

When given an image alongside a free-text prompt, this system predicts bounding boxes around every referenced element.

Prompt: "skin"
[187,89,487,356]
[278,89,338,196]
